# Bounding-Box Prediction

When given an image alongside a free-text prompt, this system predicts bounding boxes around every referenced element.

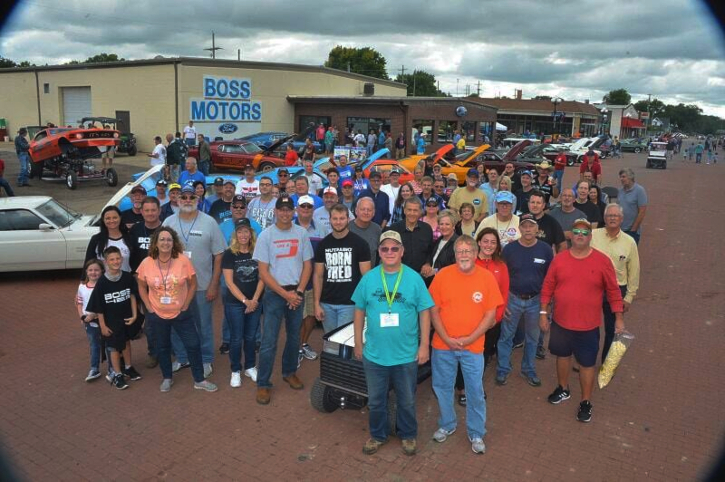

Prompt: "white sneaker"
[172,361,181,372]
[203,363,213,378]
[230,371,242,388]
[433,427,456,443]
[160,379,173,392]
[244,367,258,383]
[470,437,486,454]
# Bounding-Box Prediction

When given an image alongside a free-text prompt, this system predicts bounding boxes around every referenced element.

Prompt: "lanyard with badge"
[178,215,197,259]
[157,259,173,305]
[380,268,402,328]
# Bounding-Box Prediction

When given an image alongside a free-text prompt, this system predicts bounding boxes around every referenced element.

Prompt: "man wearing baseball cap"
[495,213,553,388]
[155,179,169,206]
[121,185,147,229]
[380,168,402,218]
[253,195,314,405]
[236,164,260,200]
[540,218,625,423]
[209,179,237,224]
[448,169,489,224]
[314,186,352,236]
[514,170,535,215]
[352,230,434,456]
[160,183,182,221]
[207,177,225,205]
[475,191,520,248]
[339,179,357,212]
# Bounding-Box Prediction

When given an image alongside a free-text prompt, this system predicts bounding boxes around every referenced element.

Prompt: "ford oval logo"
[218,123,238,134]
[456,106,468,117]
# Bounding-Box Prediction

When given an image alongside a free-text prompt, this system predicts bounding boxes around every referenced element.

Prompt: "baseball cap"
[278,168,289,175]
[467,168,479,178]
[297,195,314,206]
[342,179,353,187]
[181,184,195,194]
[322,187,338,196]
[572,218,592,229]
[234,218,251,230]
[168,183,181,191]
[232,195,247,206]
[520,170,533,178]
[368,171,381,180]
[213,177,224,186]
[379,230,403,244]
[156,179,168,187]
[390,168,401,176]
[494,191,516,204]
[275,196,294,210]
[223,179,236,186]
[131,185,147,194]
[354,165,363,172]
[519,213,538,225]
[447,173,458,181]
[244,164,255,171]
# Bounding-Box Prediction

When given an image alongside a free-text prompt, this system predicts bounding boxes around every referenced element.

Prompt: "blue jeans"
[84,323,102,372]
[366,145,374,156]
[171,291,214,364]
[553,170,564,193]
[198,160,211,176]
[17,152,30,185]
[185,138,196,148]
[257,289,303,388]
[432,349,486,439]
[320,303,356,334]
[624,230,640,245]
[0,177,14,196]
[152,310,205,382]
[145,310,157,357]
[363,357,418,441]
[224,300,261,372]
[497,294,541,378]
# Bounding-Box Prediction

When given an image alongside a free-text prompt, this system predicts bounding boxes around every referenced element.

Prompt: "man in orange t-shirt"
[429,235,502,454]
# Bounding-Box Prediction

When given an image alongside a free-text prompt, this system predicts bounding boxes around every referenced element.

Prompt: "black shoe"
[535,346,546,360]
[577,400,593,423]
[219,342,230,355]
[457,394,467,406]
[113,374,129,390]
[547,385,571,404]
[123,366,142,381]
[513,341,524,349]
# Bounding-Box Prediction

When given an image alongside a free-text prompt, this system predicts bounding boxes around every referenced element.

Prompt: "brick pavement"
[0,148,724,481]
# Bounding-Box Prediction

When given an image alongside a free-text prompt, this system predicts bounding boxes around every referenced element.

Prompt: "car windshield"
[36,199,80,227]
[242,142,262,154]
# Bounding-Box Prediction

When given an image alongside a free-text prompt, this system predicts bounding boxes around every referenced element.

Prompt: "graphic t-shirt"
[129,223,162,271]
[534,213,565,249]
[247,196,277,229]
[253,224,314,286]
[351,265,434,366]
[314,231,371,305]
[429,265,503,353]
[86,272,137,328]
[502,240,554,295]
[235,179,260,199]
[221,250,260,302]
[77,283,99,327]
[477,214,521,248]
[208,199,232,224]
[136,255,195,319]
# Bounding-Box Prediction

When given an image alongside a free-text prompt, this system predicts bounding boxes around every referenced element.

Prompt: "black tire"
[127,145,137,157]
[387,390,397,436]
[106,168,118,187]
[66,171,78,190]
[259,162,276,172]
[30,161,43,179]
[646,160,651,169]
[634,147,641,153]
[310,378,338,413]
[662,162,667,170]
[566,156,575,167]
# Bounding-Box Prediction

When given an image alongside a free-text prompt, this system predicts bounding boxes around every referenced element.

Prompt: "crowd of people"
[68,123,652,457]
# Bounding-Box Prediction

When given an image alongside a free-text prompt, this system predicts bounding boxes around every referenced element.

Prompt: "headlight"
[75,133,83,139]
[322,340,340,355]
[113,132,120,138]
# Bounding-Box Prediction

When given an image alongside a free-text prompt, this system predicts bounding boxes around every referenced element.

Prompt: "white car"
[0,165,161,272]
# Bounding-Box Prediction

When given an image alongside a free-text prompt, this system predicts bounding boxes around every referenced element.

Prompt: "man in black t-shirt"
[515,170,534,215]
[528,190,566,253]
[121,185,147,229]
[573,180,602,228]
[208,180,236,224]
[313,204,372,333]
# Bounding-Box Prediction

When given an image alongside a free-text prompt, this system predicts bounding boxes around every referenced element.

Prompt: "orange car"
[436,144,492,184]
[398,144,455,173]
[363,160,415,184]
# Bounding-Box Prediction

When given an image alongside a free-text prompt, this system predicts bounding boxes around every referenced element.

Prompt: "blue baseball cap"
[520,170,533,178]
[181,184,195,194]
[467,168,480,178]
[495,191,516,204]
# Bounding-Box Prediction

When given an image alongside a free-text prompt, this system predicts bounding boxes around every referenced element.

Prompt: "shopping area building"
[0,57,496,152]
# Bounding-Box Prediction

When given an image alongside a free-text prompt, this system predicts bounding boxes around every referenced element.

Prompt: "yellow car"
[436,144,492,184]
[398,144,455,173]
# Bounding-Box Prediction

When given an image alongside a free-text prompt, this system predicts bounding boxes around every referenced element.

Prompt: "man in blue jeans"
[496,214,554,387]
[253,195,313,405]
[352,231,433,457]
[14,128,31,187]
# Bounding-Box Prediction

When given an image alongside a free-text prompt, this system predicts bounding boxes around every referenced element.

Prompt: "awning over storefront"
[621,117,645,129]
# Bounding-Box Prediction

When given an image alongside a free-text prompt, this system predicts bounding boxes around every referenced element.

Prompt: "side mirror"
[39,223,54,231]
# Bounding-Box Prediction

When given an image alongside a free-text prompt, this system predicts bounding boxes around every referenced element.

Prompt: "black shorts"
[102,318,129,351]
[548,322,600,367]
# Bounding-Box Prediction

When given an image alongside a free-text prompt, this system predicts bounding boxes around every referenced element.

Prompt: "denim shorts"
[548,322,600,367]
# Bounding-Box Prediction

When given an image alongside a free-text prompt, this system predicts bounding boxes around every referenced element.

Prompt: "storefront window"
[299,116,331,134]
[438,121,458,143]
[480,121,494,142]
[462,121,477,142]
[348,117,391,137]
[412,119,434,144]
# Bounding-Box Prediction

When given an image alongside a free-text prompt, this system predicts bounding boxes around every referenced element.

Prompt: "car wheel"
[310,378,338,413]
[259,162,276,172]
[634,147,641,153]
[387,390,398,436]
[127,145,137,156]
[66,171,78,190]
[30,161,43,180]
[566,157,575,167]
[106,168,119,187]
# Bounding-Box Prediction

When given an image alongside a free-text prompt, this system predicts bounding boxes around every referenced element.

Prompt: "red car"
[189,137,293,172]
[363,160,415,184]
[28,126,120,189]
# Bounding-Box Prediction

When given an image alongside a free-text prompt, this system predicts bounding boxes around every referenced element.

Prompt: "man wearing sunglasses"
[352,231,434,457]
[275,168,290,194]
[539,218,625,423]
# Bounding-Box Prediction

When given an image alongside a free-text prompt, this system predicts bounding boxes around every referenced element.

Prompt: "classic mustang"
[187,137,293,172]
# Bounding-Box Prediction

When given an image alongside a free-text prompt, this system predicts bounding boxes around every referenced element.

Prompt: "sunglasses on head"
[379,246,401,253]
[572,228,590,236]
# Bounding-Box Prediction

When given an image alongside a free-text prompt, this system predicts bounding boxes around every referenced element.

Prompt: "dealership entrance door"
[115,111,131,134]
[61,87,91,126]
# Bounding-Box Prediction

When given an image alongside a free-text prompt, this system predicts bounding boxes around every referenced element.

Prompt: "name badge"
[533,258,546,264]
[160,296,173,305]
[184,250,192,259]
[380,313,399,328]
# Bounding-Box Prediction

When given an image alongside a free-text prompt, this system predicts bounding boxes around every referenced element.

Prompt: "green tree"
[662,103,702,132]
[633,98,665,118]
[603,88,632,105]
[324,46,389,80]
[394,70,447,97]
[84,53,125,63]
[0,56,16,68]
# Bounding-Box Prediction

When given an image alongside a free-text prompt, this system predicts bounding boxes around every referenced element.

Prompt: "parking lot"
[0,145,724,481]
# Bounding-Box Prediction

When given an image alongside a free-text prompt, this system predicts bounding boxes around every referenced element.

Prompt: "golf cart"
[646,142,667,169]
[310,321,431,432]
[81,117,137,156]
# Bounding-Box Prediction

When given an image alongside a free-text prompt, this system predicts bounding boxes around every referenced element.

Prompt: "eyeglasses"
[298,204,313,209]
[232,205,246,209]
[379,246,401,253]
[572,228,590,236]
[278,173,289,177]
[455,249,474,255]
[180,195,197,200]
[259,183,272,187]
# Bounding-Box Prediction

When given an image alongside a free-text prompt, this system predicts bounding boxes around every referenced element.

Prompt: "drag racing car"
[81,117,137,156]
[28,125,120,189]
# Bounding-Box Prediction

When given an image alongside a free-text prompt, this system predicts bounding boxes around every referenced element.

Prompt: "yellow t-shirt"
[448,187,489,220]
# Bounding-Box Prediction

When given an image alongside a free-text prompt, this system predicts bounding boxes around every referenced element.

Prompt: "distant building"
[595,103,647,139]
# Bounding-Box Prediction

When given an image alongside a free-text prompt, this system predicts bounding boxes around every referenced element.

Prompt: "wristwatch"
[295,290,305,298]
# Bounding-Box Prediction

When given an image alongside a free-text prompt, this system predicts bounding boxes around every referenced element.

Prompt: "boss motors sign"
[190,75,262,138]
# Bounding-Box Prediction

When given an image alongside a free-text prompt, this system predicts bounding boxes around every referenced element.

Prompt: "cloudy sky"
[2,0,725,116]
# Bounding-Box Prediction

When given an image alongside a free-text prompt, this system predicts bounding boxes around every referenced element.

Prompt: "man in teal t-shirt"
[352,231,433,457]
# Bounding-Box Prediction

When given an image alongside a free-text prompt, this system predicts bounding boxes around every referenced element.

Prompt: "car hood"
[360,148,390,170]
[107,164,164,215]
[264,134,296,153]
[503,140,533,161]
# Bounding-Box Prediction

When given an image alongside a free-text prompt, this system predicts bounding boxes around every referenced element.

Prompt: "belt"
[280,284,298,291]
[512,292,539,300]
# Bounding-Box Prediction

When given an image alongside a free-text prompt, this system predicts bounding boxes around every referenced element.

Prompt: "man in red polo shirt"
[579,147,602,185]
[539,218,624,423]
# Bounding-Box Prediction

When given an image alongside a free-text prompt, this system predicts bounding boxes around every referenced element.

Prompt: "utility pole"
[347,61,350,72]
[646,93,652,136]
[237,49,241,61]
[204,31,223,59]
[476,80,481,97]
[400,65,406,77]
[456,78,459,96]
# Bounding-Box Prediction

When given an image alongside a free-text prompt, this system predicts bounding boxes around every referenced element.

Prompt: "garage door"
[62,87,91,126]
